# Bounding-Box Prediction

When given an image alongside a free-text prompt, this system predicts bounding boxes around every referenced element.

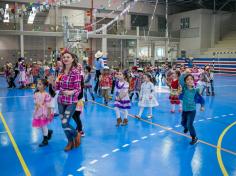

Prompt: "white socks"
[42,126,48,136]
[115,107,128,119]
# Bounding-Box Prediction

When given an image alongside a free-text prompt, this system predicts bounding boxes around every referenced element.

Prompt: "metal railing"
[180,27,200,38]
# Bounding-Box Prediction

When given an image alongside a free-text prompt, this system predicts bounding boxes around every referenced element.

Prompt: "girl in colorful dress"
[130,68,144,101]
[191,65,201,87]
[114,71,131,126]
[199,66,211,96]
[84,66,95,101]
[18,58,26,88]
[48,78,59,116]
[209,66,215,96]
[180,74,205,145]
[129,66,139,101]
[26,65,33,88]
[72,69,85,137]
[32,79,54,147]
[168,70,182,113]
[99,66,112,105]
[73,88,85,137]
[135,73,159,119]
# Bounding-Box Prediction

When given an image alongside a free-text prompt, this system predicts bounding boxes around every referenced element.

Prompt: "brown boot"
[64,141,74,152]
[74,133,81,148]
[122,118,128,126]
[116,117,122,127]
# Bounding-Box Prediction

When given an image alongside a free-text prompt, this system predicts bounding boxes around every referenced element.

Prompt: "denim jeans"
[210,80,214,93]
[181,110,196,138]
[94,70,101,94]
[33,76,38,85]
[84,87,94,100]
[58,103,77,142]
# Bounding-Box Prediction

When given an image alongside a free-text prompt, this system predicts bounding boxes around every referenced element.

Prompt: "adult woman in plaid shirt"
[49,51,81,152]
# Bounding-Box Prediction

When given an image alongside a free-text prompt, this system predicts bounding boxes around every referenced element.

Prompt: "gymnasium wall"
[0,35,57,65]
[169,9,235,55]
[177,58,236,75]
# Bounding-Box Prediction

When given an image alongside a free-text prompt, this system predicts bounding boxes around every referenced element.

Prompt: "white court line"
[68,174,73,176]
[214,85,236,88]
[167,127,173,130]
[158,130,165,133]
[229,114,234,116]
[112,148,120,153]
[214,116,219,119]
[101,154,109,158]
[141,136,148,139]
[132,140,139,143]
[0,95,33,99]
[198,119,204,122]
[77,166,86,172]
[89,160,98,165]
[150,133,156,136]
[175,125,181,128]
[0,131,7,134]
[122,144,130,148]
[222,115,227,117]
[207,118,213,120]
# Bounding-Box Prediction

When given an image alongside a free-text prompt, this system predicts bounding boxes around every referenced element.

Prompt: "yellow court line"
[90,100,236,157]
[217,121,236,176]
[0,112,31,176]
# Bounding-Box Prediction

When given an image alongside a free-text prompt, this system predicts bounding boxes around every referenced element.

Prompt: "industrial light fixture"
[3,4,10,23]
[27,7,37,24]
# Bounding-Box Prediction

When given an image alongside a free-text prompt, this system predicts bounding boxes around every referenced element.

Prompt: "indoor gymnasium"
[0,0,236,175]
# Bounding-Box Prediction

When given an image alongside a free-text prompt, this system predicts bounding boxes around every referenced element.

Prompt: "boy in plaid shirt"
[99,66,112,105]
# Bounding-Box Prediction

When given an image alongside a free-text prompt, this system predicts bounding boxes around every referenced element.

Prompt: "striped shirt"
[55,67,81,105]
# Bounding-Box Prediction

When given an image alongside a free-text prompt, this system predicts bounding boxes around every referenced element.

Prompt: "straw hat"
[95,51,103,58]
[104,66,110,70]
[7,63,13,68]
[83,57,88,61]
[37,61,42,65]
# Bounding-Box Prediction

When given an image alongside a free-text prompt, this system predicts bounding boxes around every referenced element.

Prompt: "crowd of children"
[3,58,59,89]
[4,51,217,150]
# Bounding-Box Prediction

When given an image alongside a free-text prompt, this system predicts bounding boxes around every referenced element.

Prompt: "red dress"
[169,79,180,104]
[100,74,112,88]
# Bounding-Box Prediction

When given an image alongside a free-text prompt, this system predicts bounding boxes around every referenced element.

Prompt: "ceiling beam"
[218,0,236,11]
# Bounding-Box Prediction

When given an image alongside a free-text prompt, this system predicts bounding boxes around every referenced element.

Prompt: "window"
[139,46,149,57]
[131,15,149,30]
[139,46,151,59]
[158,16,166,32]
[155,47,165,58]
[180,17,190,29]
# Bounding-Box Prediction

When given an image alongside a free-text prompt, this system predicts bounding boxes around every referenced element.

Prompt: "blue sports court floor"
[0,75,236,176]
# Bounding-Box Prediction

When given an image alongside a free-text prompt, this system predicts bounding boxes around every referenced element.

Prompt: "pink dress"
[32,92,53,128]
